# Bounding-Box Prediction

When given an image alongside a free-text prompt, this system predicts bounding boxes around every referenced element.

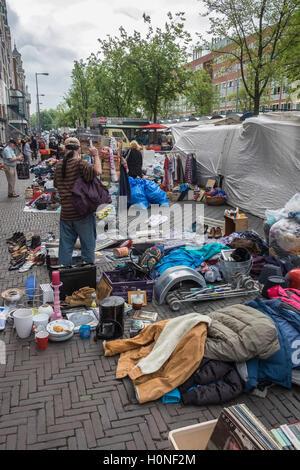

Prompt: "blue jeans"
[59,213,96,265]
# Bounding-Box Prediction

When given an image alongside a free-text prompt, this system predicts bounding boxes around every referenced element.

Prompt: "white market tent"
[172,113,300,218]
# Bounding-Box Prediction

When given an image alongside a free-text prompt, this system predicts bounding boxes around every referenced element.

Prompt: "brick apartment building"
[0,0,30,143]
[173,37,299,118]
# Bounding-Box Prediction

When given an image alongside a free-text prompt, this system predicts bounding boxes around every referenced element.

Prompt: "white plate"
[66,312,98,333]
[49,331,74,342]
[47,319,74,336]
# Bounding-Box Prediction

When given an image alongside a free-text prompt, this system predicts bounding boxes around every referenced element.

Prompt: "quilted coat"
[205,304,280,363]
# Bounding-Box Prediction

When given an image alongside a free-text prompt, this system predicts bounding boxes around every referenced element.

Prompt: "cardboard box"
[169,419,217,450]
[224,214,248,236]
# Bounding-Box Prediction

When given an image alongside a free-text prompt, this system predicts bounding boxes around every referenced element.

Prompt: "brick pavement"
[0,171,300,450]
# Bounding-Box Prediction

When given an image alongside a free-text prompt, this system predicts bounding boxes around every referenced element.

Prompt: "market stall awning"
[140,123,168,130]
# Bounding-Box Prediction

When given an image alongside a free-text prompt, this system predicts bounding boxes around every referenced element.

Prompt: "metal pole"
[35,73,41,138]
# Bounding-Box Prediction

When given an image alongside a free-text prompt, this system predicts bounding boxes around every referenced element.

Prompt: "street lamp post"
[35,73,49,138]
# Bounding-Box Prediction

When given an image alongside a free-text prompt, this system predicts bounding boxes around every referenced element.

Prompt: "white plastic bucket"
[13,309,34,339]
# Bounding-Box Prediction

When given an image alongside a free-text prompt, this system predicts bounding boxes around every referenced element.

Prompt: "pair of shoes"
[18,261,35,273]
[208,227,223,239]
[11,246,28,258]
[6,232,24,244]
[10,252,27,265]
[8,236,27,252]
[30,235,41,251]
[33,254,45,266]
[8,194,20,198]
[9,258,26,271]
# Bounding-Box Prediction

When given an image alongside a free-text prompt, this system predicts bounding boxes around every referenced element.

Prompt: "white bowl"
[33,313,49,328]
[38,304,54,319]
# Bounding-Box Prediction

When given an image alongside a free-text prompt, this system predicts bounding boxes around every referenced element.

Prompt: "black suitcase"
[16,162,30,180]
[48,263,97,301]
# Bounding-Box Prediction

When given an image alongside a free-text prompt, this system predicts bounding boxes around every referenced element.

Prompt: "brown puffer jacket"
[205,304,280,363]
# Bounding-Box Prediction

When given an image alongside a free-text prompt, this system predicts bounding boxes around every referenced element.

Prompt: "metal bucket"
[219,258,252,283]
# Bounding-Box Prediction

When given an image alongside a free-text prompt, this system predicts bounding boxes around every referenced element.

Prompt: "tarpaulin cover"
[173,113,300,218]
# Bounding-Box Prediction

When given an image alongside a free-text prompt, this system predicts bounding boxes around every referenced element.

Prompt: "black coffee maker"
[94,296,125,341]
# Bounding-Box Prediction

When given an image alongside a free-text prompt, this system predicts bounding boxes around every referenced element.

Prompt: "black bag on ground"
[16,162,30,180]
[48,263,97,301]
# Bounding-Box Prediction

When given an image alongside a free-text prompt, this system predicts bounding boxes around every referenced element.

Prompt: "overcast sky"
[7,0,209,114]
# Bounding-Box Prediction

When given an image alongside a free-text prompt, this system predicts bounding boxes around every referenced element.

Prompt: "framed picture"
[128,290,147,307]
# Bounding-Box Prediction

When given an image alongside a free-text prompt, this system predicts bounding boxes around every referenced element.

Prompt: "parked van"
[103,128,131,149]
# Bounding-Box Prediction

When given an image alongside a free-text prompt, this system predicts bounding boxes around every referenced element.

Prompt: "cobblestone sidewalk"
[0,172,299,450]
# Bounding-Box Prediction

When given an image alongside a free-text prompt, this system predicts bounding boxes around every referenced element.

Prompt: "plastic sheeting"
[172,114,300,218]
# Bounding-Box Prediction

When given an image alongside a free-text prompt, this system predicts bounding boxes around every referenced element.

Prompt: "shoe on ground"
[208,227,216,239]
[30,235,41,251]
[6,232,24,244]
[18,261,34,273]
[214,227,223,239]
[9,259,26,271]
[8,194,20,198]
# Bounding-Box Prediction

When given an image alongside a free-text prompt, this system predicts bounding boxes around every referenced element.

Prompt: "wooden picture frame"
[128,290,147,307]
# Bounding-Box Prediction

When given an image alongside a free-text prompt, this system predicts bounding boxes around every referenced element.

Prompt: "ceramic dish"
[66,312,98,333]
[46,319,74,336]
[48,331,74,342]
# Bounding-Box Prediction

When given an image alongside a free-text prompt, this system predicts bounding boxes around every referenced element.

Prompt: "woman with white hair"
[124,140,143,178]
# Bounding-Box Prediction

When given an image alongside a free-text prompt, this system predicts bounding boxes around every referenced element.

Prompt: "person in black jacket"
[125,140,143,178]
[179,358,243,406]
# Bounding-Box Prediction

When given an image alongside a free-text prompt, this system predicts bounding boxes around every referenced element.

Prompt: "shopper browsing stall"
[53,137,102,265]
[3,139,24,198]
[124,140,143,179]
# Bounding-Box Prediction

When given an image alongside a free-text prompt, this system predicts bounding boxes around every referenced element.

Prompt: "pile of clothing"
[103,302,294,405]
[65,287,96,307]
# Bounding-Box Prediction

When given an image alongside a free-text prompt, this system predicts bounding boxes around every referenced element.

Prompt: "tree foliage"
[119,12,192,122]
[185,69,213,114]
[198,0,299,115]
[61,12,192,126]
[67,60,94,127]
[30,109,57,131]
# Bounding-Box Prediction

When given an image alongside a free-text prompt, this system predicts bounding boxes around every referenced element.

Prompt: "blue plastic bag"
[128,177,149,210]
[143,180,169,207]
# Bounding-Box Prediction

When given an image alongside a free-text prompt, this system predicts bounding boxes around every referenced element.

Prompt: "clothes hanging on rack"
[185,154,193,184]
[192,155,198,185]
[163,155,174,191]
[177,157,185,184]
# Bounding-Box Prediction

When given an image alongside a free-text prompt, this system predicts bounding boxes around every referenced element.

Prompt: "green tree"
[89,37,139,117]
[31,109,57,131]
[54,101,77,128]
[120,12,192,122]
[199,0,299,115]
[185,69,213,114]
[68,60,94,127]
[279,7,300,83]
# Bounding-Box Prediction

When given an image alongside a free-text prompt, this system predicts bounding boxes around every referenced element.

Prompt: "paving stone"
[0,175,299,450]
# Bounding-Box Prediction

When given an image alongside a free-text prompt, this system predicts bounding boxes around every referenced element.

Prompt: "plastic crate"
[103,270,154,302]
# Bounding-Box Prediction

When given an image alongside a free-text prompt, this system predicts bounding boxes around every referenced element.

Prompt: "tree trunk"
[254,74,260,116]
